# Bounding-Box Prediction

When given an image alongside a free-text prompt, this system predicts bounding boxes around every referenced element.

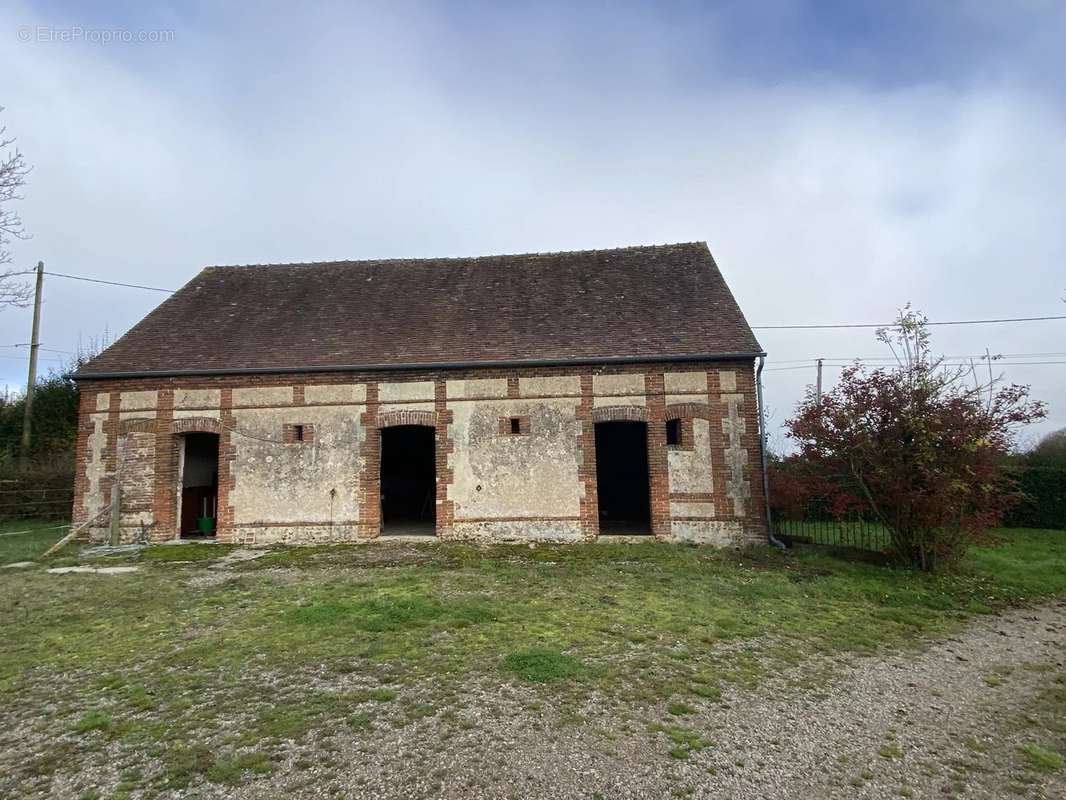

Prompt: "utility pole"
[19,261,44,466]
[815,358,823,404]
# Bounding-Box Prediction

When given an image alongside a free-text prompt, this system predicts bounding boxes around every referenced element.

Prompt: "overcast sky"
[1,0,1064,451]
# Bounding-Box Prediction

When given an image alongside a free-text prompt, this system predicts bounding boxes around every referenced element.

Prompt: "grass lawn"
[0,527,1063,796]
[0,517,72,565]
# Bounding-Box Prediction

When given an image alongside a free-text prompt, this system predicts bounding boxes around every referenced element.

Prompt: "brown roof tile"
[75,242,762,377]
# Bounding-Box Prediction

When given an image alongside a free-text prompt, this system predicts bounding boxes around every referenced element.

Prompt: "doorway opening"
[179,433,219,538]
[380,425,436,535]
[594,420,651,534]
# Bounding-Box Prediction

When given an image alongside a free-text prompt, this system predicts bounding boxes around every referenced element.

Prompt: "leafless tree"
[0,108,32,307]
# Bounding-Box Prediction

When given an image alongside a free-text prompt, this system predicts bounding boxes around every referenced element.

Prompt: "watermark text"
[18,26,175,44]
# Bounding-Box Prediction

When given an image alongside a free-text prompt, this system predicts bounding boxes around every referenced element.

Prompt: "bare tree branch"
[0,107,32,307]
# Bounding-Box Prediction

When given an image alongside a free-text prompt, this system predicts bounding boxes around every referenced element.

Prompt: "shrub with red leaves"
[785,310,1046,571]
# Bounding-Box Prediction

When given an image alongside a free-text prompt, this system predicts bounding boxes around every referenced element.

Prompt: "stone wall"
[71,360,768,546]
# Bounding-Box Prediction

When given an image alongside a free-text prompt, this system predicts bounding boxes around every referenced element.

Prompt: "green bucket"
[196,516,215,534]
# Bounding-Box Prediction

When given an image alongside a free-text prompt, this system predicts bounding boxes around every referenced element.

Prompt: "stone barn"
[71,242,770,547]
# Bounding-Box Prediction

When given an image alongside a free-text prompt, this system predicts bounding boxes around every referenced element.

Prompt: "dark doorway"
[380,425,436,535]
[594,421,651,534]
[179,433,219,538]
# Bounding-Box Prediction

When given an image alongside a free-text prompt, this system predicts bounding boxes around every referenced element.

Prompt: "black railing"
[773,516,890,552]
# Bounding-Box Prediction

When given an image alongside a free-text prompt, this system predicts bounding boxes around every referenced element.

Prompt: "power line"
[764,360,1066,373]
[771,352,1066,365]
[10,268,1066,329]
[43,271,175,293]
[752,315,1066,330]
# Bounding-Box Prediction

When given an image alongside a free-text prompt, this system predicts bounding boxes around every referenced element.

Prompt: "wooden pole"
[815,358,823,404]
[19,261,44,466]
[109,482,121,546]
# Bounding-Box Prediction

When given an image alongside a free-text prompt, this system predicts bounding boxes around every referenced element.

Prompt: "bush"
[786,310,1045,571]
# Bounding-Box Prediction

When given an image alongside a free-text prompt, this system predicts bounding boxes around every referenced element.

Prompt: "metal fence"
[772,516,891,552]
[0,485,74,521]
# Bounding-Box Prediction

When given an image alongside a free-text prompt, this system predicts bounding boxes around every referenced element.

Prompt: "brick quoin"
[434,380,455,540]
[217,388,237,544]
[357,382,381,538]
[644,372,671,539]
[577,374,598,540]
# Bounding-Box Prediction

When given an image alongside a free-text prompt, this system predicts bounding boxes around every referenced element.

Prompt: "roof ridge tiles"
[201,241,708,271]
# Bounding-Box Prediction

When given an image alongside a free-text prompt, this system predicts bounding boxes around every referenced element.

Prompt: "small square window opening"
[666,419,681,447]
[509,417,521,435]
[293,424,305,442]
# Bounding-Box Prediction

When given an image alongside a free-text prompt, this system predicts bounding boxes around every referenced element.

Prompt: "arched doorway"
[594,420,651,534]
[379,424,436,535]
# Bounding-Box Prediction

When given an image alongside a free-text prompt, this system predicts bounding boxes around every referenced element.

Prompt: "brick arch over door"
[377,409,437,429]
[170,417,223,435]
[590,405,650,424]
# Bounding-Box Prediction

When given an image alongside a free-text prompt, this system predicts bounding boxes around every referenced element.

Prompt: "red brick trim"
[645,373,671,539]
[434,380,455,540]
[119,418,157,434]
[497,415,530,435]
[71,390,97,527]
[590,405,649,423]
[151,389,176,542]
[282,423,316,444]
[577,375,598,540]
[378,409,436,429]
[217,389,236,543]
[99,391,121,533]
[669,491,716,503]
[170,417,223,435]
[507,376,520,398]
[358,382,381,538]
[665,402,715,421]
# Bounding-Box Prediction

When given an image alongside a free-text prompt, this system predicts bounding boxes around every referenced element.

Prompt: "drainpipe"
[756,356,785,549]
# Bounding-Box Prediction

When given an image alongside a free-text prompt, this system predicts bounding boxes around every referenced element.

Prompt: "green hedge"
[1004,467,1066,530]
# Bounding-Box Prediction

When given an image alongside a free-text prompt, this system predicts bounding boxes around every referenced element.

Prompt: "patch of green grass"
[689,683,721,700]
[347,711,375,731]
[654,725,712,759]
[288,593,493,632]
[668,702,694,716]
[879,744,902,759]
[161,744,215,789]
[205,751,272,785]
[72,709,112,734]
[368,687,396,702]
[1018,743,1063,773]
[0,518,71,565]
[503,648,585,682]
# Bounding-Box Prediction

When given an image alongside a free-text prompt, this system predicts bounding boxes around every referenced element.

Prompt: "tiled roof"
[75,242,762,377]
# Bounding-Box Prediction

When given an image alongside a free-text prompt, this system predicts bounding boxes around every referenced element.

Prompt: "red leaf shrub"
[785,311,1046,571]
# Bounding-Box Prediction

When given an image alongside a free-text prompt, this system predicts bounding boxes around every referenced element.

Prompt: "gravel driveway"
[224,601,1064,799]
